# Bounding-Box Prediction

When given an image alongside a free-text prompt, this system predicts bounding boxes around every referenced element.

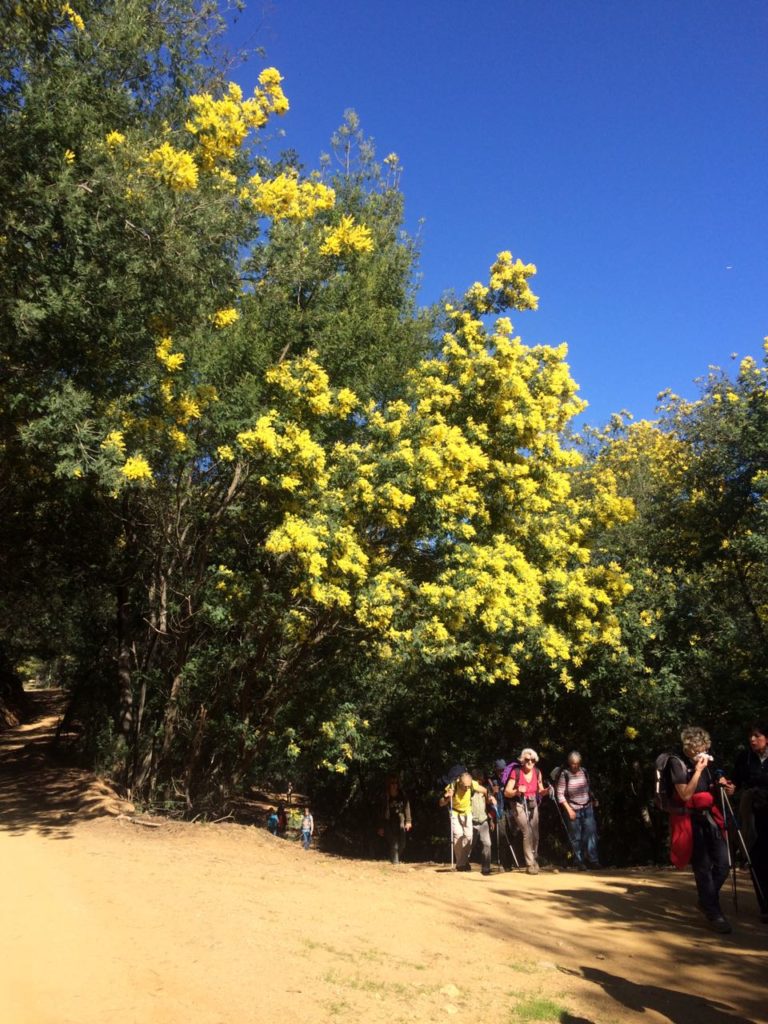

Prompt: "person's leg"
[387,826,400,864]
[514,803,535,869]
[567,810,584,866]
[456,814,473,868]
[691,819,728,924]
[478,820,492,874]
[451,811,470,867]
[529,803,540,869]
[582,805,600,866]
[397,826,407,863]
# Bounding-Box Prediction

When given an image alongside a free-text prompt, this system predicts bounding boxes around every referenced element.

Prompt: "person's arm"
[504,772,522,799]
[472,781,487,796]
[558,773,576,820]
[404,798,412,830]
[439,786,454,808]
[674,755,707,803]
[537,769,550,796]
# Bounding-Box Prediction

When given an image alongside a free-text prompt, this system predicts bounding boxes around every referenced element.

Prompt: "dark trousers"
[385,823,406,864]
[472,819,492,873]
[750,808,768,911]
[691,815,730,917]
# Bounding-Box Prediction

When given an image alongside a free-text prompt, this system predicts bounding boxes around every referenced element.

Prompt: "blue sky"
[225,1,768,425]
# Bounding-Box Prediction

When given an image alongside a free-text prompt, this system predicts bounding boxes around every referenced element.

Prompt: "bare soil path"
[1,692,766,1024]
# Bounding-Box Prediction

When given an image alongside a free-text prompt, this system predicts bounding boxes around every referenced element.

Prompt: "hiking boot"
[526,864,539,875]
[481,868,491,876]
[704,915,732,934]
[456,863,471,872]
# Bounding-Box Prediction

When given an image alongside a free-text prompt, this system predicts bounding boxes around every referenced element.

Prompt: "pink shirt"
[517,768,539,797]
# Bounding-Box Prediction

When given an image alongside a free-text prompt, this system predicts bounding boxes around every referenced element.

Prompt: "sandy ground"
[1,693,766,1024]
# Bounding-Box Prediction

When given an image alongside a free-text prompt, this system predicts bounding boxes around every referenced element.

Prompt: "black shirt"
[669,754,715,795]
[733,749,768,791]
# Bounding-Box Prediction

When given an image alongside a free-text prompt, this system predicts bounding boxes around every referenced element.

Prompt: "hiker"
[276,800,288,837]
[378,772,412,865]
[300,805,314,850]
[732,722,768,923]
[666,726,734,933]
[266,807,279,835]
[556,751,600,870]
[439,770,487,871]
[470,770,495,876]
[504,748,549,874]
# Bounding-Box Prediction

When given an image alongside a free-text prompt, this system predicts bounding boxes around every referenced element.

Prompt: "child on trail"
[439,770,487,871]
[266,808,279,835]
[301,806,314,850]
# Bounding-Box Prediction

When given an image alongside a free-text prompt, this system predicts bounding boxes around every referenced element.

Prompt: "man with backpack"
[555,751,601,870]
[661,726,735,934]
[439,770,488,871]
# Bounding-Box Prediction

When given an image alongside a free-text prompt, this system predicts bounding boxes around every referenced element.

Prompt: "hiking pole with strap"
[720,787,766,910]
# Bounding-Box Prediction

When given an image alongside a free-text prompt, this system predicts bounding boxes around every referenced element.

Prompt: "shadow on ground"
[574,965,758,1024]
[0,690,90,838]
[433,870,768,1024]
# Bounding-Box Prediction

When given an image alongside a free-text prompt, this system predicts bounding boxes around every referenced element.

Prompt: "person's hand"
[566,807,577,821]
[405,823,412,831]
[695,753,710,770]
[718,777,736,797]
[377,828,384,837]
[446,785,454,798]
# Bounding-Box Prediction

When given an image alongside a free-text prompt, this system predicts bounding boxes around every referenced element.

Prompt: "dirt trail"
[1,693,766,1024]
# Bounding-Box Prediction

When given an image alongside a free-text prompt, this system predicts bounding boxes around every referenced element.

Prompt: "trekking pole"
[505,814,521,870]
[721,788,766,909]
[448,805,454,869]
[719,782,738,911]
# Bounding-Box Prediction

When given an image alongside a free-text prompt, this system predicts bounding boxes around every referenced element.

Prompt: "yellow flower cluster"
[319,215,374,256]
[105,130,126,149]
[101,430,126,455]
[241,171,336,221]
[229,254,634,685]
[155,337,185,372]
[186,72,289,170]
[120,455,152,481]
[61,2,84,31]
[211,307,239,329]
[145,143,198,191]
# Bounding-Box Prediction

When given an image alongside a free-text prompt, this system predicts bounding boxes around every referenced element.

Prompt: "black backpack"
[653,752,685,812]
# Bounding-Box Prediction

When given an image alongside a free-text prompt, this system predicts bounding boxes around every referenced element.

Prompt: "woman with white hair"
[504,748,550,874]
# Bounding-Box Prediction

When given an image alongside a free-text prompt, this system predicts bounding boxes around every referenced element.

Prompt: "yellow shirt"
[449,780,479,814]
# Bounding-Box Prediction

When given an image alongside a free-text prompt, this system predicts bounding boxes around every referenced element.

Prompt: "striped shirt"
[556,768,591,807]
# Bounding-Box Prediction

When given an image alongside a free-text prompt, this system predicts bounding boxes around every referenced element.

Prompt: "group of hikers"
[379,722,768,935]
[267,802,315,849]
[381,748,600,876]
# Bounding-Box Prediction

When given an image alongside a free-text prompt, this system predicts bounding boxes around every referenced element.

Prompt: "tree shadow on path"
[0,689,96,838]
[572,965,759,1024]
